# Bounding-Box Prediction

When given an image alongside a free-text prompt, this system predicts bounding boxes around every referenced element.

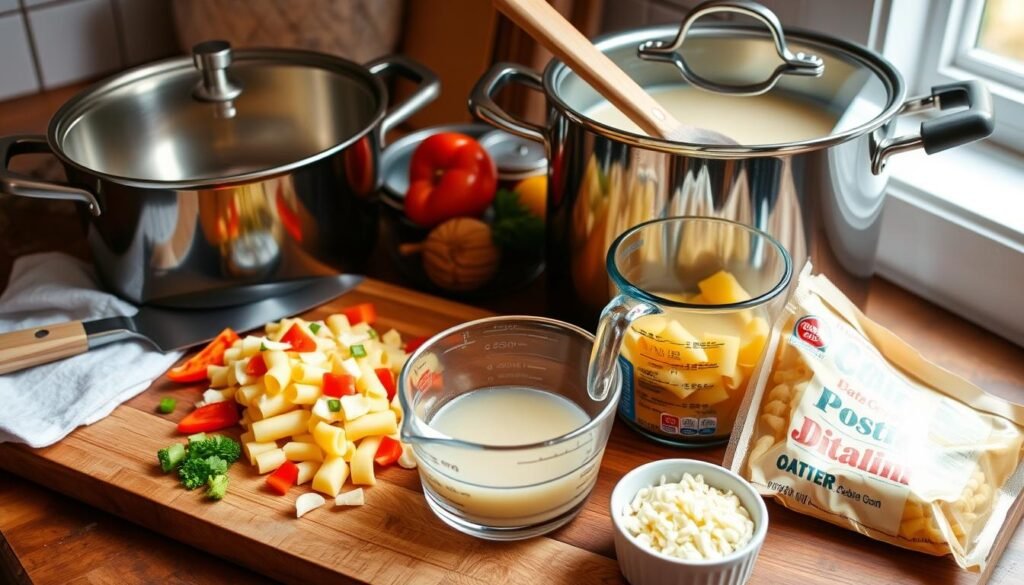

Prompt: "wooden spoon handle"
[0,321,89,375]
[494,0,679,139]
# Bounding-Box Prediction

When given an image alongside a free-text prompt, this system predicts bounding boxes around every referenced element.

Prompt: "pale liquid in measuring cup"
[418,386,602,526]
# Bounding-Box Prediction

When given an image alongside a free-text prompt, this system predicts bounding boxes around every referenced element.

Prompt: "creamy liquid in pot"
[584,86,838,144]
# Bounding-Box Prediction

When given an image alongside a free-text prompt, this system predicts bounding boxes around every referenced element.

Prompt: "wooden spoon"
[494,0,737,145]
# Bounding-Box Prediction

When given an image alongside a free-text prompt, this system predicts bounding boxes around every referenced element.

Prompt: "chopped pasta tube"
[222,347,243,365]
[292,364,329,386]
[284,441,324,462]
[311,456,349,497]
[234,383,263,407]
[263,350,291,395]
[350,437,381,486]
[357,362,388,398]
[381,329,401,348]
[345,410,398,442]
[339,395,371,421]
[299,351,328,366]
[252,391,295,419]
[366,396,390,414]
[312,421,347,457]
[245,441,277,466]
[295,461,320,485]
[252,410,310,442]
[333,356,362,378]
[241,335,264,356]
[255,448,287,474]
[292,433,316,444]
[207,365,229,388]
[342,440,357,462]
[326,314,351,336]
[285,383,321,405]
[311,398,345,423]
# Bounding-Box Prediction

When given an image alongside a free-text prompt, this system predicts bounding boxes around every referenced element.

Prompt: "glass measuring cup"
[589,216,792,446]
[398,315,621,541]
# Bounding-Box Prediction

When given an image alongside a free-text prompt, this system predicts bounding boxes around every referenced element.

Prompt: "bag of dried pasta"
[724,264,1024,570]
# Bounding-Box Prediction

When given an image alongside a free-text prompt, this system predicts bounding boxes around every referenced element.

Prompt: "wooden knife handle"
[0,321,89,375]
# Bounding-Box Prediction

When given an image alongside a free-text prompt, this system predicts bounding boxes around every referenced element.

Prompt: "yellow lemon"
[514,175,547,220]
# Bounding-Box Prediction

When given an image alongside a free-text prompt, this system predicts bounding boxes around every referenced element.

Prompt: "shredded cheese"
[622,473,754,561]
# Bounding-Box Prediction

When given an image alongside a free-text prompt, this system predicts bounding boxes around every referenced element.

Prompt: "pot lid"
[48,41,387,186]
[547,8,904,151]
[479,130,548,175]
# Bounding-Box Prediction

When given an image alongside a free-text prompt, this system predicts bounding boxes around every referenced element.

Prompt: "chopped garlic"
[202,388,228,404]
[398,443,417,469]
[622,473,754,561]
[335,488,365,507]
[340,394,371,421]
[295,492,326,518]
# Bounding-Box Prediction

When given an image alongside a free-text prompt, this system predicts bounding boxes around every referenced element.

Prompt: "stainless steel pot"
[0,41,438,307]
[470,0,994,324]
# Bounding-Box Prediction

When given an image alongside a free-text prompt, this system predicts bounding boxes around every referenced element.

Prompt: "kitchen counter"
[1,87,1022,584]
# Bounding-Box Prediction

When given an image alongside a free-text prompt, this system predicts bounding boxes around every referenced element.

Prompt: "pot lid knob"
[192,40,242,102]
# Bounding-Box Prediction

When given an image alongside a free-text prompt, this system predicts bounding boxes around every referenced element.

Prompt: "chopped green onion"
[260,342,267,352]
[327,399,341,413]
[368,328,378,339]
[309,323,322,335]
[351,344,367,358]
[158,397,177,414]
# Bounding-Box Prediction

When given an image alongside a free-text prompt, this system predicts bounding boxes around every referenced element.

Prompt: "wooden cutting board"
[0,278,1020,584]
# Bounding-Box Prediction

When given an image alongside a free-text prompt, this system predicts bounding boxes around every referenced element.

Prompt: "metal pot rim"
[45,47,390,190]
[542,24,907,157]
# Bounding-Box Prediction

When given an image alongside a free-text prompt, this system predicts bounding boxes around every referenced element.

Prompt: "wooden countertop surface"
[1,85,1022,585]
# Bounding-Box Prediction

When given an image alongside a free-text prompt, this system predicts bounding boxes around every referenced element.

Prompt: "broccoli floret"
[157,442,187,472]
[187,433,207,444]
[179,455,228,490]
[187,435,241,464]
[206,474,229,500]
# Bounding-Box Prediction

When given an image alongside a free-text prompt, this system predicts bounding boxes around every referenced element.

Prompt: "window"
[916,0,1024,152]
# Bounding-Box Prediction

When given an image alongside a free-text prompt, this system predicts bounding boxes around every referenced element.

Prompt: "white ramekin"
[610,459,769,585]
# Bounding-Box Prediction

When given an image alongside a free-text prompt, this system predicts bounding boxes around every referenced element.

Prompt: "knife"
[0,274,363,375]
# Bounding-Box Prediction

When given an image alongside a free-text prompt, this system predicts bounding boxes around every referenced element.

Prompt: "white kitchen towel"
[0,252,182,448]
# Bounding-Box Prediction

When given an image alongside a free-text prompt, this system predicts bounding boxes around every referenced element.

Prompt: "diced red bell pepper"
[167,328,240,383]
[280,324,317,353]
[374,436,403,467]
[266,461,299,495]
[375,368,396,401]
[177,401,240,434]
[404,336,428,354]
[245,353,268,376]
[322,373,356,398]
[340,303,377,326]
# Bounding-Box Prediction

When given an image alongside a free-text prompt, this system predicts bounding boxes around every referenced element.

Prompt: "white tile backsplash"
[28,0,122,88]
[115,0,178,66]
[0,14,40,100]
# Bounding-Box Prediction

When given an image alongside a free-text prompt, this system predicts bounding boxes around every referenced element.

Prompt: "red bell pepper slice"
[375,368,396,401]
[280,324,317,353]
[266,461,299,495]
[245,353,268,376]
[177,401,240,434]
[340,303,377,326]
[322,373,356,398]
[167,328,240,383]
[404,336,429,354]
[374,436,403,467]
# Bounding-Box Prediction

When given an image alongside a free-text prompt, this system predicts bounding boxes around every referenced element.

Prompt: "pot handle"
[872,80,995,175]
[0,135,100,216]
[637,0,824,96]
[469,62,546,144]
[366,55,441,138]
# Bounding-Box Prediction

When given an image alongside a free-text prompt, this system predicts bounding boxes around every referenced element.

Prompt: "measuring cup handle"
[588,295,660,401]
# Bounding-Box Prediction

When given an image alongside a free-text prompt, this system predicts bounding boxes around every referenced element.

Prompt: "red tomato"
[266,461,299,495]
[374,436,403,467]
[177,402,240,434]
[322,373,356,398]
[340,303,377,326]
[404,133,496,227]
[280,324,317,353]
[245,353,268,376]
[167,328,240,383]
[374,368,396,401]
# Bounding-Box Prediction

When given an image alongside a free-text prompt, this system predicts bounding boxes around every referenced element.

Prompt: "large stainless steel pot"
[0,41,438,307]
[470,0,993,325]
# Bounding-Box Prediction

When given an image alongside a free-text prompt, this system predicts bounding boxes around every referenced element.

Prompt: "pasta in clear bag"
[725,264,1024,570]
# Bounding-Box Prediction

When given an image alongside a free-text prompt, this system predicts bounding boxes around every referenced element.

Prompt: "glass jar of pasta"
[587,217,792,446]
